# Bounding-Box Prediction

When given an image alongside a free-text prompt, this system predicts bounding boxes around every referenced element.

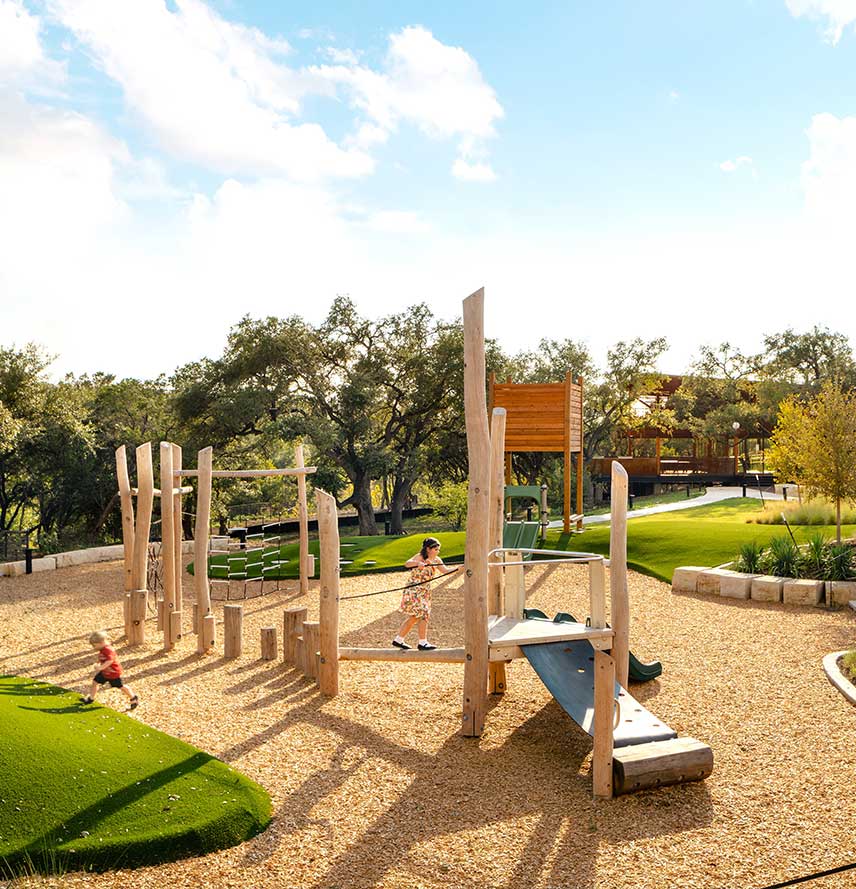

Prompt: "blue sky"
[2,0,856,379]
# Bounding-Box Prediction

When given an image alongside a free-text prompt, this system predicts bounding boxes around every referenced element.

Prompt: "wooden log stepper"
[260,626,277,661]
[224,604,243,659]
[283,606,307,664]
[302,621,320,680]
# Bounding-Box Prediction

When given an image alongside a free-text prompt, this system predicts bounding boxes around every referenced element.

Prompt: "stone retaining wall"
[0,541,196,577]
[673,564,855,609]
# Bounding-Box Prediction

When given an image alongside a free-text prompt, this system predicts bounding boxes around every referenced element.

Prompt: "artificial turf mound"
[0,675,271,877]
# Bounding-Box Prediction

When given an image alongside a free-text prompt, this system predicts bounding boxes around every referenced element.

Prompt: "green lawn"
[0,676,271,877]
[195,499,856,587]
[545,498,856,583]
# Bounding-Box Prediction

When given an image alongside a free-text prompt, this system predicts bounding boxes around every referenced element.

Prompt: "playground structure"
[489,371,584,533]
[115,442,316,652]
[289,288,712,798]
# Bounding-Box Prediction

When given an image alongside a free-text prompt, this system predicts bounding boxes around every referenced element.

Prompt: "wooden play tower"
[489,373,584,532]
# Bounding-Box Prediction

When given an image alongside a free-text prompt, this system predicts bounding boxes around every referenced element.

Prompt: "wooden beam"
[564,372,572,534]
[130,443,154,594]
[488,407,507,696]
[576,376,584,530]
[316,489,340,696]
[295,442,311,597]
[172,444,183,615]
[612,737,713,795]
[177,467,316,478]
[338,647,466,663]
[194,447,215,653]
[592,649,615,799]
[610,461,630,687]
[462,287,490,737]
[159,442,177,650]
[115,445,135,596]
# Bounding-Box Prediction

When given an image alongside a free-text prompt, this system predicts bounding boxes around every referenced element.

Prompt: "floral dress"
[400,561,440,619]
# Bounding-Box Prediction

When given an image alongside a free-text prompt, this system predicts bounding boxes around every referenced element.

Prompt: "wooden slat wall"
[491,381,583,453]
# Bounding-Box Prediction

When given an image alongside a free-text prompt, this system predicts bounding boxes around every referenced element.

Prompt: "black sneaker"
[81,695,94,705]
[417,642,437,651]
[129,695,140,710]
[391,639,411,650]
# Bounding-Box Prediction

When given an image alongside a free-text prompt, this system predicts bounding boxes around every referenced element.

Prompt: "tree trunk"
[389,475,415,535]
[836,498,842,544]
[352,473,378,536]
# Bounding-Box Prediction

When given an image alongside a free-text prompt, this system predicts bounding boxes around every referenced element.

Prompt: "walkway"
[550,484,787,527]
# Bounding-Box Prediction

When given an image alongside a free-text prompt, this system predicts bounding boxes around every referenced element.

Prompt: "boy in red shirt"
[81,630,139,709]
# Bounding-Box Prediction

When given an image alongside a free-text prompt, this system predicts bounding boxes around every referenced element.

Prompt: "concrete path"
[550,484,786,528]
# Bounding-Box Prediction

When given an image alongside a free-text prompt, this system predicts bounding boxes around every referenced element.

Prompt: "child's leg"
[396,615,418,638]
[89,681,99,698]
[417,618,429,641]
[119,685,133,699]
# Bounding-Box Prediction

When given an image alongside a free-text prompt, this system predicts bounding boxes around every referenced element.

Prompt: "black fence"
[0,531,34,565]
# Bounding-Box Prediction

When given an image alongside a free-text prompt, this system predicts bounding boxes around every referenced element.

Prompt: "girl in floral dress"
[392,537,456,651]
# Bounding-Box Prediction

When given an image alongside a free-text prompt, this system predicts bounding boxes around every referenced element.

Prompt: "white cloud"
[324,46,360,65]
[452,158,497,182]
[0,0,65,84]
[49,0,372,181]
[318,25,503,179]
[363,210,429,233]
[785,0,856,43]
[719,155,754,172]
[800,113,856,239]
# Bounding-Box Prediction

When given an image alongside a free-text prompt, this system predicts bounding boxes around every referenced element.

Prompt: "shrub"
[842,649,856,681]
[736,541,764,574]
[761,535,800,578]
[800,531,828,579]
[826,543,856,581]
[427,481,469,532]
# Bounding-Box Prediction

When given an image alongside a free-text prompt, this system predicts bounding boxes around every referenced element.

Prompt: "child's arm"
[434,557,458,575]
[404,552,425,568]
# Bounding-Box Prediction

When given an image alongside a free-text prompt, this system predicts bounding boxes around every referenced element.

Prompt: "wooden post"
[295,635,307,676]
[576,377,584,531]
[115,446,135,596]
[156,598,165,632]
[172,444,183,614]
[201,613,215,652]
[561,372,570,533]
[655,436,662,476]
[123,593,131,639]
[462,288,490,737]
[192,603,198,635]
[194,447,215,653]
[260,627,277,661]
[589,558,606,629]
[169,610,182,646]
[592,649,615,799]
[224,604,243,659]
[316,489,340,696]
[129,588,147,646]
[504,550,525,619]
[610,461,630,687]
[488,408,507,696]
[302,622,320,679]
[296,442,311,596]
[160,443,177,650]
[130,443,154,644]
[283,606,307,664]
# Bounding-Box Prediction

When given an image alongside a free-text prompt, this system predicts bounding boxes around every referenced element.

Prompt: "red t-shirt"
[98,645,122,679]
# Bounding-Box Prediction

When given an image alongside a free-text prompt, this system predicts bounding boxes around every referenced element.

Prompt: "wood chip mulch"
[2,556,856,889]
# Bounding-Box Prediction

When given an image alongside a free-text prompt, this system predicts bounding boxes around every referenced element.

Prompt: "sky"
[2,0,856,380]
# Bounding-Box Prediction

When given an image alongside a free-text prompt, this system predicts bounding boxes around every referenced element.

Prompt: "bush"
[799,531,828,579]
[736,541,763,574]
[826,543,856,581]
[761,535,800,577]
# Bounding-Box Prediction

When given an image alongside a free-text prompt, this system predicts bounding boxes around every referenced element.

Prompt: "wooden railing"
[590,456,737,477]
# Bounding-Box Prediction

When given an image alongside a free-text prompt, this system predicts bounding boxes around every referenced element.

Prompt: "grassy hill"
[0,676,271,877]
